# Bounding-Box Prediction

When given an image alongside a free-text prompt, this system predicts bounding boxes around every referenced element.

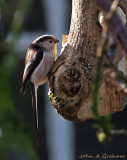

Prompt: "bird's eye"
[49,40,53,43]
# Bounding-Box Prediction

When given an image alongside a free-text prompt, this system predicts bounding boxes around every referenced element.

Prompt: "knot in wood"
[59,67,81,97]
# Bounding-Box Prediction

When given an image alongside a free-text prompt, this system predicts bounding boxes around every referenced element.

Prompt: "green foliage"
[0,66,38,160]
[91,54,114,141]
[91,18,114,143]
[0,0,39,159]
[93,115,114,136]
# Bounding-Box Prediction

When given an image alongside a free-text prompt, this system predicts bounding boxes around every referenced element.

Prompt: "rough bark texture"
[48,0,127,121]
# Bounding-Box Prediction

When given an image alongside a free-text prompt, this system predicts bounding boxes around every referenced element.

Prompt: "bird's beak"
[55,39,59,43]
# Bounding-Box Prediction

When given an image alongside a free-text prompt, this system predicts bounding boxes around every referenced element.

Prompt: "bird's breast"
[31,51,56,86]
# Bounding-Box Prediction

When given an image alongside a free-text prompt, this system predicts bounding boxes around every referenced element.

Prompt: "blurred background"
[0,0,127,160]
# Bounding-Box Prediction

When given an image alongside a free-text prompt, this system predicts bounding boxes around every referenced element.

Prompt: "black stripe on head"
[29,43,41,51]
[36,35,56,43]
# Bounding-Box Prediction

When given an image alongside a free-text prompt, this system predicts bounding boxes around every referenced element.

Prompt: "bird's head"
[32,35,59,50]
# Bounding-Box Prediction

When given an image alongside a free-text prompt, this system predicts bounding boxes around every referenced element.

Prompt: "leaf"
[62,34,68,45]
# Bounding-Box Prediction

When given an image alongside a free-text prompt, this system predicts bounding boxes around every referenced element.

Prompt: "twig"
[95,0,127,56]
[111,129,127,138]
[92,0,120,137]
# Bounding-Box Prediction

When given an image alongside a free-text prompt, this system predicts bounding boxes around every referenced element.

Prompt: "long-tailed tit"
[20,35,59,145]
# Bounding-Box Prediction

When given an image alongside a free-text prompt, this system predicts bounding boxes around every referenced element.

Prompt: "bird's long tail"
[20,81,26,95]
[30,82,39,146]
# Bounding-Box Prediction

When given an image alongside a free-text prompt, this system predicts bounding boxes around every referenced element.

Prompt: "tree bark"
[48,0,127,121]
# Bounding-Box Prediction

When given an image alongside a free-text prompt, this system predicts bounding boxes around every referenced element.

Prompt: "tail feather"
[30,82,39,146]
[20,83,26,95]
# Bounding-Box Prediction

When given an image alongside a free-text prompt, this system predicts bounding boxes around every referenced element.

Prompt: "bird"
[20,35,59,145]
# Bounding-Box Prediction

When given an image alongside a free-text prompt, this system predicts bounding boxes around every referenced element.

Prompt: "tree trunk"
[48,0,127,121]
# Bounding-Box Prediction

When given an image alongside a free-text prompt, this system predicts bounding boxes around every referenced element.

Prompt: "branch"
[95,0,127,55]
[49,0,127,122]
